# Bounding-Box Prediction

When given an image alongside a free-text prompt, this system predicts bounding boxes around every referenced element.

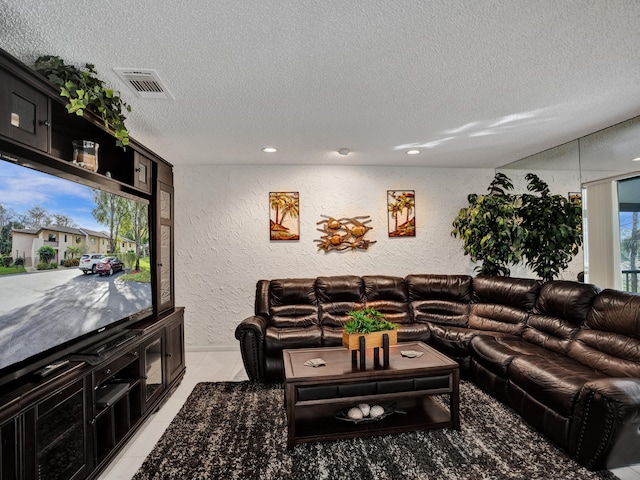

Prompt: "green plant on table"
[33,55,131,148]
[344,307,399,334]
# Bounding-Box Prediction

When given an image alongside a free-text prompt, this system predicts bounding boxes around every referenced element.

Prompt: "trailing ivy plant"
[33,55,131,148]
[519,173,583,281]
[451,173,524,276]
[344,308,399,334]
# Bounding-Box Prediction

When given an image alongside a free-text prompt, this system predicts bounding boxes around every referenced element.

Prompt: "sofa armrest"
[570,378,640,469]
[235,315,268,382]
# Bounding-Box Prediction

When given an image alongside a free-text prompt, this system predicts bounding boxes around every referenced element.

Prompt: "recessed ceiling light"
[632,157,640,162]
[406,149,421,155]
[337,148,350,156]
[262,147,277,153]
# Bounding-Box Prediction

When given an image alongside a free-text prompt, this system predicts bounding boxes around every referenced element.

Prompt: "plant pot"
[342,330,398,350]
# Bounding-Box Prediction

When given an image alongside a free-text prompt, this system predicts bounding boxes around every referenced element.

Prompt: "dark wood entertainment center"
[0,49,185,479]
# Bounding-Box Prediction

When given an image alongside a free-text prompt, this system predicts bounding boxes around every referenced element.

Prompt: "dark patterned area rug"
[133,381,616,480]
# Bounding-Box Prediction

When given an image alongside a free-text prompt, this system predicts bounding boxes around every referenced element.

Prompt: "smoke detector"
[113,68,174,99]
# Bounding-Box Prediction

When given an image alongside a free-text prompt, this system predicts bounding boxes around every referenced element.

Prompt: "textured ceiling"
[1,0,640,169]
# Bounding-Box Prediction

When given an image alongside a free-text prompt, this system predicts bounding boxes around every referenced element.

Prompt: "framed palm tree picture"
[269,192,300,240]
[387,190,415,237]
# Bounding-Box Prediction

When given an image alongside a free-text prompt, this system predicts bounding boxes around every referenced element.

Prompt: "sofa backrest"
[268,278,318,328]
[567,289,640,377]
[523,280,600,355]
[316,275,364,328]
[362,275,411,324]
[469,276,541,335]
[406,274,471,326]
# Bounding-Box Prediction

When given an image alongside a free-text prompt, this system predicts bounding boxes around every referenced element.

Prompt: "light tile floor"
[97,350,640,480]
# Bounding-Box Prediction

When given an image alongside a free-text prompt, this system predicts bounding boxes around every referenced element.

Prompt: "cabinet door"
[0,69,49,152]
[25,378,92,480]
[165,310,185,385]
[0,417,18,479]
[133,152,152,193]
[142,330,165,411]
[156,182,174,313]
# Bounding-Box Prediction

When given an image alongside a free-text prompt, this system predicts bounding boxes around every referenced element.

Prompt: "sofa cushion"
[568,330,640,378]
[265,325,322,353]
[270,305,318,328]
[319,301,363,328]
[469,303,528,335]
[472,276,541,311]
[521,314,579,355]
[406,274,472,302]
[411,299,469,326]
[566,289,640,377]
[396,322,431,343]
[508,355,607,417]
[470,335,521,377]
[316,276,363,303]
[429,324,481,357]
[585,289,640,338]
[269,278,318,328]
[362,275,408,302]
[534,280,600,325]
[365,300,411,324]
[270,278,317,306]
[363,276,411,324]
[406,274,471,327]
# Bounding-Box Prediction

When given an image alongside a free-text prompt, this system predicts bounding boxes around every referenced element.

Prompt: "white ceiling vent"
[113,68,174,99]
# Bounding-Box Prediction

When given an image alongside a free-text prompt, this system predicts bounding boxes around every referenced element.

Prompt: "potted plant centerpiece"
[342,307,399,350]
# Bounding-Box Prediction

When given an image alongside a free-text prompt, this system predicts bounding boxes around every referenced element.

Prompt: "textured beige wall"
[174,165,495,349]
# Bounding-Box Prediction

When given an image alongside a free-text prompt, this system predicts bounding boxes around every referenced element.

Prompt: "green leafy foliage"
[343,308,399,334]
[452,172,583,281]
[0,255,12,268]
[519,173,583,281]
[37,245,56,264]
[33,55,131,149]
[451,173,524,276]
[36,262,58,270]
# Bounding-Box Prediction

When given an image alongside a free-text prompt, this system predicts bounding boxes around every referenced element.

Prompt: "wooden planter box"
[342,330,398,350]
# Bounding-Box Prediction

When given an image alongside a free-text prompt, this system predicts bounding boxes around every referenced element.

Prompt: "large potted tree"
[519,173,583,281]
[451,173,524,276]
[452,172,582,280]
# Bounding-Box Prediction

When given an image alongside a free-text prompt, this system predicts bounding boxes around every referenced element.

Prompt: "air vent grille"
[113,68,173,99]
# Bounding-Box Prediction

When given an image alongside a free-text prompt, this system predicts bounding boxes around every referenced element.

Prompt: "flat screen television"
[0,156,153,385]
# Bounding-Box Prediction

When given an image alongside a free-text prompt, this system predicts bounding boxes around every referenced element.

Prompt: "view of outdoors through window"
[619,176,640,293]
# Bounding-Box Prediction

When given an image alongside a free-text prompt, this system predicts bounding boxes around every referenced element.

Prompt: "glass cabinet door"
[143,332,165,410]
[157,182,174,313]
[0,69,49,151]
[32,379,90,480]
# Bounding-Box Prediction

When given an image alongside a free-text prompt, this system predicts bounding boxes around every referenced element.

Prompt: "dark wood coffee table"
[283,341,459,449]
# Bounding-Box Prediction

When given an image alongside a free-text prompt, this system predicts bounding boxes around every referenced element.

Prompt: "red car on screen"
[95,257,124,276]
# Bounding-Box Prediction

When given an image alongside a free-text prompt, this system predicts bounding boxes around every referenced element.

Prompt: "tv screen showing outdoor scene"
[0,158,152,378]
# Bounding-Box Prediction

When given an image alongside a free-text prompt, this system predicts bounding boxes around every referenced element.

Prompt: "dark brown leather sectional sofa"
[234,274,640,470]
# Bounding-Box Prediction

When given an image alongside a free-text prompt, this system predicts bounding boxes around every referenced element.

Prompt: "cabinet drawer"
[94,346,141,385]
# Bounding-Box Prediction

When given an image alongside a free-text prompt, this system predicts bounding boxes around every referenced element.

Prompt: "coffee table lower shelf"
[291,395,452,447]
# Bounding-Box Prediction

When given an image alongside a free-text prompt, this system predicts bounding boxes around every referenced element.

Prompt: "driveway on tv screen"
[0,268,152,368]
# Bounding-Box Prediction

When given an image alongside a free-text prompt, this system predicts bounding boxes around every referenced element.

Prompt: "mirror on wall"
[497,116,640,290]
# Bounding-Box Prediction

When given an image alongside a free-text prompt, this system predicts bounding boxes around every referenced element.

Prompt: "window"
[91,238,96,245]
[618,176,640,293]
[48,233,56,242]
[76,236,81,244]
[64,234,68,242]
